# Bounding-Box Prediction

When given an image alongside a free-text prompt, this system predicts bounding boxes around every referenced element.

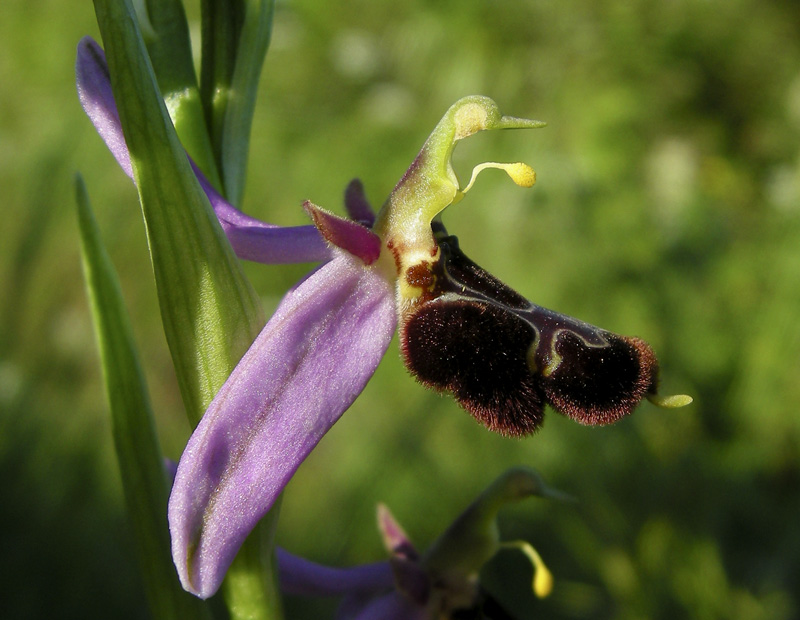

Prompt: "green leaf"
[92,0,265,426]
[200,0,275,205]
[75,174,213,620]
[134,0,223,189]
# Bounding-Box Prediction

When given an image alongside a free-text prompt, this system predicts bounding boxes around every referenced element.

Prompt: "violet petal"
[76,36,331,265]
[343,179,376,228]
[223,224,333,264]
[76,37,132,177]
[168,253,396,598]
[277,548,394,597]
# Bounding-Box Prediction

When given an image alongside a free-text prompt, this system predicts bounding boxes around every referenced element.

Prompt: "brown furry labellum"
[399,228,660,437]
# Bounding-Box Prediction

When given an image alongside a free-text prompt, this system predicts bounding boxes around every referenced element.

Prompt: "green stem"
[223,501,284,620]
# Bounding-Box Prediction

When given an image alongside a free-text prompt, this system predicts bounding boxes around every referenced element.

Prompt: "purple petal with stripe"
[168,253,396,597]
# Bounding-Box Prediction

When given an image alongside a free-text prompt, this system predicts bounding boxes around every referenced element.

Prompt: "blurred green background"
[2,0,800,618]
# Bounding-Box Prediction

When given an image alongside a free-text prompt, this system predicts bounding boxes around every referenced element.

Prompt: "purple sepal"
[277,548,394,597]
[304,201,382,265]
[76,37,133,177]
[168,253,396,598]
[75,36,332,265]
[223,223,332,264]
[343,179,376,228]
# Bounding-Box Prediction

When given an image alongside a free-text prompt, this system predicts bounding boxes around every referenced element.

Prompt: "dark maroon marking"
[399,226,660,435]
[405,262,434,290]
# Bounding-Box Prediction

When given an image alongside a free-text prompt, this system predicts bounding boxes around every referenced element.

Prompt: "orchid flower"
[77,38,690,599]
[279,467,566,620]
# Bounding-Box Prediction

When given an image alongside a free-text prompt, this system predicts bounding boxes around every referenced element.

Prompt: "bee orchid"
[77,38,689,598]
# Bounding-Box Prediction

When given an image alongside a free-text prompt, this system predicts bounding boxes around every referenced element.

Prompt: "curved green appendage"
[76,175,213,620]
[422,467,571,579]
[373,96,544,281]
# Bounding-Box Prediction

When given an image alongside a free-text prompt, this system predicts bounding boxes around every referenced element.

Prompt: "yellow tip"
[506,162,537,188]
[502,541,553,598]
[533,561,554,598]
[648,394,693,409]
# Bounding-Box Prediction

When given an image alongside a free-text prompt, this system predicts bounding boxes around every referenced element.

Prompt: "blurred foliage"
[1,0,799,618]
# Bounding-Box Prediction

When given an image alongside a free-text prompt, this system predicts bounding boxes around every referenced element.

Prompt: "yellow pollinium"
[458,162,537,199]
[506,162,537,188]
[500,540,554,598]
